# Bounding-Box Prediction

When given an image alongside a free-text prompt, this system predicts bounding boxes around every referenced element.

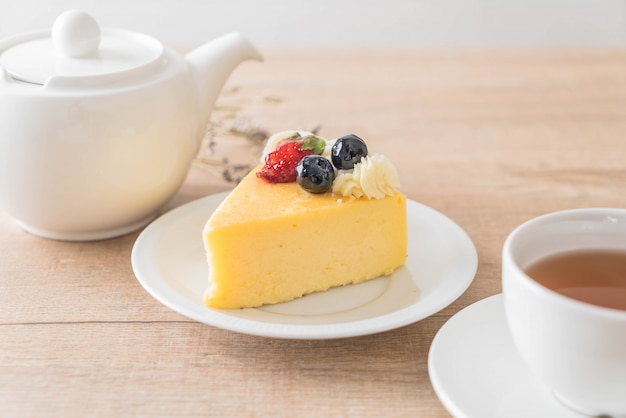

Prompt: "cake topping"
[300,135,327,155]
[332,154,400,199]
[331,134,368,170]
[257,134,325,183]
[257,141,314,183]
[296,155,336,194]
[260,130,323,162]
[258,130,400,199]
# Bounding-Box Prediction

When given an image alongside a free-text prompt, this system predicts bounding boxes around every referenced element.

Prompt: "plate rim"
[427,294,583,418]
[131,192,478,339]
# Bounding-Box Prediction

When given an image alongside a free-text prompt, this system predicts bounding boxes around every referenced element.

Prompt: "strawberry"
[257,141,313,183]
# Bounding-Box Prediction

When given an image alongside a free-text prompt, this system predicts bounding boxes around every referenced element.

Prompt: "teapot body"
[0,48,201,240]
[0,10,261,240]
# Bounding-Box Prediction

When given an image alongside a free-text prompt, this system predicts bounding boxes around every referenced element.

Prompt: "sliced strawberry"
[257,141,313,183]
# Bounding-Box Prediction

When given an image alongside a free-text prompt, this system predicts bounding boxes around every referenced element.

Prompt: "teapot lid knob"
[52,10,101,58]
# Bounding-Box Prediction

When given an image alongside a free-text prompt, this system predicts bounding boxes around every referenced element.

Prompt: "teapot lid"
[0,10,163,85]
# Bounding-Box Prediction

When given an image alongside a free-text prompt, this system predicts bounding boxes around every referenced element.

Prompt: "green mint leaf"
[301,135,326,154]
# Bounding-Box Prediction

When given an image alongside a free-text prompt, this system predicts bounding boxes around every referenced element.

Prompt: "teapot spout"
[185,32,263,131]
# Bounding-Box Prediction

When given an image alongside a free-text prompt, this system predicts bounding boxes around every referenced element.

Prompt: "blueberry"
[296,155,336,194]
[331,134,368,170]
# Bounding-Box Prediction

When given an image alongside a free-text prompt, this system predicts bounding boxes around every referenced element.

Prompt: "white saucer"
[131,192,478,339]
[428,294,586,418]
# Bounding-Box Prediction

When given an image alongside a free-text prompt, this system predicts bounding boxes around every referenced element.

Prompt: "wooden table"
[2,49,626,417]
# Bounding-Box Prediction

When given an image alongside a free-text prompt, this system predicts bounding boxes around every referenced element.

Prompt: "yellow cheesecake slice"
[202,165,407,309]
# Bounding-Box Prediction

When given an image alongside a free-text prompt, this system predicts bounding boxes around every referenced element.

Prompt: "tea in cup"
[502,208,626,417]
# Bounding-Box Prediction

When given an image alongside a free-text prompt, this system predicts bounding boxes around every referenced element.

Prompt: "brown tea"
[525,249,626,311]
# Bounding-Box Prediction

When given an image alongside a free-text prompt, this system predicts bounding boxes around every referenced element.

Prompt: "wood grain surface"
[1,49,625,417]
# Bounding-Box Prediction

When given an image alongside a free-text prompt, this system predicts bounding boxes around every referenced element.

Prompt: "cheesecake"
[202,132,407,309]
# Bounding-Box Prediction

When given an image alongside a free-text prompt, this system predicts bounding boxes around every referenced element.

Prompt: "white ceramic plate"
[131,192,477,339]
[428,294,583,418]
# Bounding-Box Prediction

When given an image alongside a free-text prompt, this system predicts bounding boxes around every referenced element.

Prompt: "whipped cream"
[332,154,400,199]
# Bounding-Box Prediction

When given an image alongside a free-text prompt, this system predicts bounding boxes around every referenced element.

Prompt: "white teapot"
[0,10,262,241]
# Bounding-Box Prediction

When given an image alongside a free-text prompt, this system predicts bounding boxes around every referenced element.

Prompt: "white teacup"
[502,208,626,417]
